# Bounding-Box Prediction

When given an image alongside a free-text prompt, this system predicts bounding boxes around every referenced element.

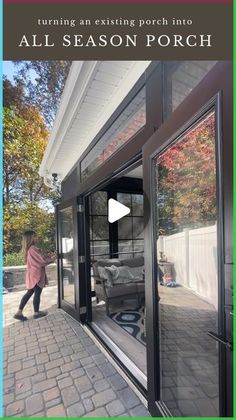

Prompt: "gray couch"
[93,256,145,315]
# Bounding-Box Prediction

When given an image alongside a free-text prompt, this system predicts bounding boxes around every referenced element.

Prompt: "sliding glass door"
[156,110,219,417]
[57,198,81,319]
[60,206,76,305]
[143,62,232,417]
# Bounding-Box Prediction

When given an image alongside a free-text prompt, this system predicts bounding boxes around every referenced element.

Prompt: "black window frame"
[89,190,144,262]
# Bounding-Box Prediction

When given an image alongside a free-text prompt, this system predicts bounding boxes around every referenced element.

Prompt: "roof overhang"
[39,60,151,186]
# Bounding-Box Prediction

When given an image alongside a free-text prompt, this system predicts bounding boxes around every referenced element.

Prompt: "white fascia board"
[39,61,99,177]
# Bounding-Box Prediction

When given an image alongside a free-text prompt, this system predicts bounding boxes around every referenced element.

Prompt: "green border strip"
[0,0,3,415]
[234,0,236,418]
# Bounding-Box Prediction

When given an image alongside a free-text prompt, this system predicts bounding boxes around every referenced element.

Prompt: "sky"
[3,61,37,84]
[3,61,16,82]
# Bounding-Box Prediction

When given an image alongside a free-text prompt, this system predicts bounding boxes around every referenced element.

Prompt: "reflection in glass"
[117,193,132,209]
[91,241,110,260]
[118,218,133,240]
[167,61,217,115]
[90,191,108,215]
[92,217,109,240]
[133,217,144,239]
[133,240,144,254]
[132,194,144,216]
[81,87,146,181]
[155,111,219,417]
[90,191,109,263]
[118,240,133,254]
[60,207,75,305]
[117,193,144,255]
[89,186,146,377]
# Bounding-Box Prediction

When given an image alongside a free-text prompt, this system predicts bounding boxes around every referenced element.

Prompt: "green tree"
[3,78,57,255]
[3,108,25,205]
[3,77,25,110]
[13,61,71,125]
[3,106,49,206]
[4,203,55,254]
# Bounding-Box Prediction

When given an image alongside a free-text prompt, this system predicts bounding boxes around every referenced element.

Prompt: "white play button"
[108,198,130,223]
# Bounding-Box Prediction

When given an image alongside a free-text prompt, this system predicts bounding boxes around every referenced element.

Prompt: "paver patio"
[3,285,150,418]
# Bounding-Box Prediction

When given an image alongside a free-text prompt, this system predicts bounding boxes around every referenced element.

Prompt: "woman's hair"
[22,230,36,263]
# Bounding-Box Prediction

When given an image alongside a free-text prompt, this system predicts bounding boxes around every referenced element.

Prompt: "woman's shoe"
[33,311,48,319]
[14,314,28,321]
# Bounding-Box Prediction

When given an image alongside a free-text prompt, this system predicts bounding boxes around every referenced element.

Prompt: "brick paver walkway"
[3,286,150,417]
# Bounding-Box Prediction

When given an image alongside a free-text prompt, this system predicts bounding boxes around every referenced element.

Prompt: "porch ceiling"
[39,60,151,185]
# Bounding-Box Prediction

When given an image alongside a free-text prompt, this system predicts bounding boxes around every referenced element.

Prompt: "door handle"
[208,331,233,351]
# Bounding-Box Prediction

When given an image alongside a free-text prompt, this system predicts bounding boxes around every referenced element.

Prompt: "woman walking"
[14,230,56,321]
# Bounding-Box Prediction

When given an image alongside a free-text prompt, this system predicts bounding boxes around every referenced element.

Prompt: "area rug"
[110,306,146,345]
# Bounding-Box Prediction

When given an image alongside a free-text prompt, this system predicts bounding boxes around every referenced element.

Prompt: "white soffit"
[39,60,151,181]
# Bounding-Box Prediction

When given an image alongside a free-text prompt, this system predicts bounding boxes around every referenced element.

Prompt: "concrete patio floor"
[3,285,150,418]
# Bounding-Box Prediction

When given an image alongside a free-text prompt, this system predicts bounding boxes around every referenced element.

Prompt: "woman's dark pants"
[19,285,42,312]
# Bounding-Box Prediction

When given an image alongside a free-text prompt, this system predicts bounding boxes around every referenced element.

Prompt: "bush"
[3,252,25,267]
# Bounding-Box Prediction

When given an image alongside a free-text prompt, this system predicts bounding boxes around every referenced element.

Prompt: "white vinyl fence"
[158,224,218,309]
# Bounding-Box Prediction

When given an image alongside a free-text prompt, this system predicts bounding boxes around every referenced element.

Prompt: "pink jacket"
[26,245,54,289]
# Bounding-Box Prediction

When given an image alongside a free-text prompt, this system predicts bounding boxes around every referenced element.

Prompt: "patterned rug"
[110,306,146,345]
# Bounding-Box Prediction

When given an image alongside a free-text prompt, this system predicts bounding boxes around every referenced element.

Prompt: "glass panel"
[93,254,110,261]
[167,61,217,115]
[132,194,144,216]
[117,193,132,210]
[90,241,110,293]
[89,187,146,379]
[119,253,134,260]
[91,191,108,215]
[89,216,93,240]
[133,217,144,239]
[81,87,146,181]
[118,217,132,239]
[92,216,109,240]
[118,240,133,254]
[155,110,219,416]
[91,241,110,258]
[60,207,75,305]
[133,240,144,253]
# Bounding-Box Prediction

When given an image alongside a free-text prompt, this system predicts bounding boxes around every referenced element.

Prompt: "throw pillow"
[97,266,113,287]
[106,265,135,284]
[103,264,145,284]
[105,265,119,280]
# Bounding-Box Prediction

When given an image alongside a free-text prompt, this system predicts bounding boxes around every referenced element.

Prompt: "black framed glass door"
[143,62,232,417]
[57,198,80,320]
[155,109,220,417]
